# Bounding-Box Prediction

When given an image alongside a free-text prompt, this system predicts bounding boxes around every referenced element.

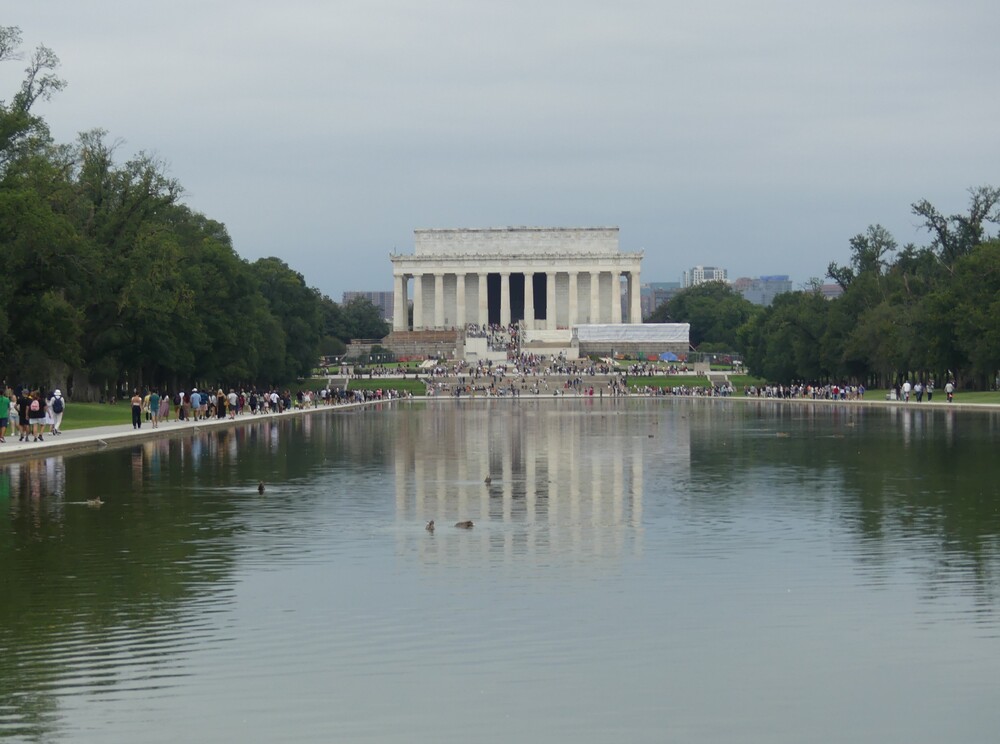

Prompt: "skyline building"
[342,290,395,321]
[640,281,682,319]
[731,275,793,306]
[681,265,728,288]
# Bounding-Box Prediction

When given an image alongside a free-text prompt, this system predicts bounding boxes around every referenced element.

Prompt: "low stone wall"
[578,341,688,359]
[382,330,462,360]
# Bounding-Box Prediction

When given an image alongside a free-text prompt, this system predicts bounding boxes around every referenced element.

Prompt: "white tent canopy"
[574,323,689,344]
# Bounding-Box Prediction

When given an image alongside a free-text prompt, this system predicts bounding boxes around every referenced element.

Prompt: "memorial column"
[412,272,424,330]
[629,269,642,323]
[455,272,466,328]
[546,271,557,330]
[478,273,488,326]
[610,270,622,324]
[568,271,578,327]
[500,272,511,326]
[589,270,600,324]
[523,271,534,330]
[393,274,407,331]
[434,273,445,329]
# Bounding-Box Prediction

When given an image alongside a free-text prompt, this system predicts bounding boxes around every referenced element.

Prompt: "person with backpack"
[49,389,66,435]
[28,391,46,441]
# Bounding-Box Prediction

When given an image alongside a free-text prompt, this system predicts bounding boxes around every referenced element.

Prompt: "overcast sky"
[6,1,999,299]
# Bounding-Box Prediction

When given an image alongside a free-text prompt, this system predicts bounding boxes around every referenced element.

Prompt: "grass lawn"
[55,402,132,431]
[862,389,1000,404]
[625,374,766,390]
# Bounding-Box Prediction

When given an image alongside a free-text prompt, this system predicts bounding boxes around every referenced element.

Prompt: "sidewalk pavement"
[0,405,357,464]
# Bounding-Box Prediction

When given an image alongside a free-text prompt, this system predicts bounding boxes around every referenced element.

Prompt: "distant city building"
[640,281,682,319]
[682,265,728,288]
[342,290,394,321]
[732,275,793,306]
[820,283,844,300]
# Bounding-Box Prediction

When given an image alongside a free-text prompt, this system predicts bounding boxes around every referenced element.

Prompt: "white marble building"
[390,227,643,332]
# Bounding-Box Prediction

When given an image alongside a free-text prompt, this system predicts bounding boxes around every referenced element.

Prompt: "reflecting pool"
[2,399,1000,742]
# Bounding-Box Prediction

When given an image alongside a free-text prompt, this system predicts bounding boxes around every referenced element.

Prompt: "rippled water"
[2,399,1000,742]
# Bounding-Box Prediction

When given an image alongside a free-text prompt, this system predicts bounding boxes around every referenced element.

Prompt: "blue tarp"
[659,352,679,361]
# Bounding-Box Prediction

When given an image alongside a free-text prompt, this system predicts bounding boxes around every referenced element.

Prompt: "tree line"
[648,186,1000,390]
[0,27,388,400]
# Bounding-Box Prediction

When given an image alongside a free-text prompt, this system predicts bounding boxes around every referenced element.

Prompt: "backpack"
[53,396,64,413]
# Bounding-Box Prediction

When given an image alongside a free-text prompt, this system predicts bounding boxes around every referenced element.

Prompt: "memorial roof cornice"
[389,251,643,262]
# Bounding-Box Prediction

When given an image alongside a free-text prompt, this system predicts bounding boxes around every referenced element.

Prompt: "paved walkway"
[0,404,369,464]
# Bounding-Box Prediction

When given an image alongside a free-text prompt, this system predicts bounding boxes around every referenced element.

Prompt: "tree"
[826,224,897,294]
[251,258,323,380]
[912,186,1000,270]
[341,296,389,341]
[648,281,757,350]
[317,296,348,356]
[739,291,830,383]
[0,27,65,171]
[937,240,1000,388]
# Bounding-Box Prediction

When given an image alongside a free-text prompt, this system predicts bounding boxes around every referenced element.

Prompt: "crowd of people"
[466,323,522,354]
[0,387,67,443]
[742,383,867,400]
[122,384,409,430]
[1,364,963,447]
[0,383,409,444]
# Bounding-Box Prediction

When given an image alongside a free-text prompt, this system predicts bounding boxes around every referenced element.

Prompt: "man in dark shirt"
[17,390,31,442]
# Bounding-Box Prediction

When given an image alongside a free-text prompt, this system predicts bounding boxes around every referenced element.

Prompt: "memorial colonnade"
[390,227,642,332]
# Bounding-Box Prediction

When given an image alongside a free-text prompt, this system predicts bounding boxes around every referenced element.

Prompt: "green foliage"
[251,257,323,381]
[943,240,1000,385]
[738,188,1000,387]
[912,186,1000,269]
[647,280,758,349]
[341,296,390,340]
[739,290,827,383]
[0,33,364,395]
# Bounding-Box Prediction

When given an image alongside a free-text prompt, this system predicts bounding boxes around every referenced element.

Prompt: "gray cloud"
[6,0,999,297]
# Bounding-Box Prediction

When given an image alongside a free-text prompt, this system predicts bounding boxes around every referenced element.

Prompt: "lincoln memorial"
[390,227,643,332]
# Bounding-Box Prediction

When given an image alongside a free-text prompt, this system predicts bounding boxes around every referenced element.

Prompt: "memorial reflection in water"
[390,400,690,565]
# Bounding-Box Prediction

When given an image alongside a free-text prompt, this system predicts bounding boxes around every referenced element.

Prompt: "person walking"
[130,390,143,429]
[158,390,170,424]
[49,389,66,434]
[28,391,46,441]
[0,388,10,443]
[16,388,30,441]
[148,389,160,429]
